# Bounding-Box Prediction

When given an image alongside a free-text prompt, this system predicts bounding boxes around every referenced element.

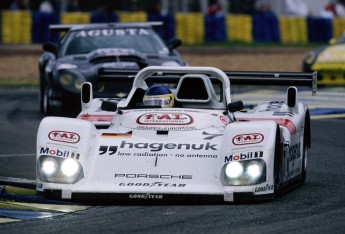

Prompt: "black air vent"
[74,56,87,61]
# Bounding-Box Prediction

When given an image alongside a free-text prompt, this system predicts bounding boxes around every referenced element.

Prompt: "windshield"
[59,28,169,56]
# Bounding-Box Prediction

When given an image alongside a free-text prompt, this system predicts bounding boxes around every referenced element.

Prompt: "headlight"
[41,157,58,176]
[60,73,74,86]
[221,159,266,186]
[58,63,77,70]
[246,161,263,180]
[161,61,181,66]
[304,51,316,65]
[58,70,85,92]
[37,156,84,184]
[61,158,80,177]
[225,161,243,179]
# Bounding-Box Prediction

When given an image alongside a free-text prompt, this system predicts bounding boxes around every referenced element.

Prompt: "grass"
[0,77,39,88]
[0,42,314,88]
[184,40,325,49]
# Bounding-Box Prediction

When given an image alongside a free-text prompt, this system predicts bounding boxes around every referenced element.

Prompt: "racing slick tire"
[274,126,282,196]
[42,87,52,116]
[301,114,310,182]
[39,83,45,114]
[301,137,308,183]
[39,71,47,114]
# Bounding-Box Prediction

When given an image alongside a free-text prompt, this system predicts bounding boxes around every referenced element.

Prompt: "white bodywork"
[36,66,310,202]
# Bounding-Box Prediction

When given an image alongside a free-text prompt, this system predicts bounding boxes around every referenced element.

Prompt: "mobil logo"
[224,151,263,163]
[48,130,80,144]
[136,112,194,125]
[232,133,264,145]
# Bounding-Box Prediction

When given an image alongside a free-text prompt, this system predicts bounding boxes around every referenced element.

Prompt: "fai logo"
[48,131,80,144]
[232,133,264,145]
[137,113,193,125]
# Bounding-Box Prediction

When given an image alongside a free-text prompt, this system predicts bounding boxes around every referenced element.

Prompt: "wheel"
[274,126,282,194]
[301,132,308,182]
[42,87,52,116]
[39,84,45,113]
[39,74,46,113]
[301,111,310,182]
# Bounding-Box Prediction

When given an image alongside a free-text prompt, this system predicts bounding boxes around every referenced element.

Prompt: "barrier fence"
[1,10,345,45]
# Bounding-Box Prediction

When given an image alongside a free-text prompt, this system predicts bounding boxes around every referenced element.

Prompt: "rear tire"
[301,132,308,182]
[301,111,310,182]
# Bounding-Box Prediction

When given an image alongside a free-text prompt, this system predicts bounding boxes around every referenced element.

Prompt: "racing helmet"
[143,85,174,108]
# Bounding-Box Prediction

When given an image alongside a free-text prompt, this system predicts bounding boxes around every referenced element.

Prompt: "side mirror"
[43,41,58,56]
[81,82,93,110]
[101,101,117,112]
[167,38,182,51]
[287,86,298,108]
[329,37,337,45]
[228,100,244,113]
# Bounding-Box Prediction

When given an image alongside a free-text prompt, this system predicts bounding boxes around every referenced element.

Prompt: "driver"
[142,85,174,108]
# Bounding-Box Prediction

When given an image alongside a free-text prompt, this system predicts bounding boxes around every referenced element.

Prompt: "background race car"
[39,22,186,116]
[302,31,345,85]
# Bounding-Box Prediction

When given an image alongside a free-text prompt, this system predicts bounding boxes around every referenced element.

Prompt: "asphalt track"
[1,88,345,233]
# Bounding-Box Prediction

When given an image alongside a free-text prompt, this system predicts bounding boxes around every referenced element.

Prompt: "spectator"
[207,0,226,16]
[9,0,20,10]
[65,0,79,12]
[91,3,118,23]
[320,0,337,18]
[282,0,309,16]
[255,0,272,13]
[39,0,54,13]
[9,0,30,10]
[335,0,345,17]
[320,0,345,18]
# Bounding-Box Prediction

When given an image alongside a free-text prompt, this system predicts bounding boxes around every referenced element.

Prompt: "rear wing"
[98,68,317,95]
[49,22,163,32]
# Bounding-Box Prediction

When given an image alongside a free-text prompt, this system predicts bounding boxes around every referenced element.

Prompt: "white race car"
[36,66,316,202]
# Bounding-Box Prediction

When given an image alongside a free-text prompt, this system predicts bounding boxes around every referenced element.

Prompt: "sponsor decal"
[255,184,274,193]
[99,141,218,155]
[40,147,80,160]
[220,116,228,125]
[47,142,79,150]
[232,133,264,145]
[119,182,186,187]
[137,126,196,131]
[48,130,80,144]
[290,143,301,160]
[202,131,223,140]
[260,101,284,112]
[224,151,263,163]
[136,113,193,125]
[76,28,150,38]
[101,131,132,138]
[115,174,192,179]
[273,112,294,117]
[77,114,113,122]
[129,194,163,200]
[175,153,217,158]
[236,117,297,135]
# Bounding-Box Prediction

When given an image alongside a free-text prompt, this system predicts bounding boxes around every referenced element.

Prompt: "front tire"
[274,126,283,197]
[42,87,51,116]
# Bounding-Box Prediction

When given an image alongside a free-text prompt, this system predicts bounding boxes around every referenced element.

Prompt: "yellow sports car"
[303,32,345,85]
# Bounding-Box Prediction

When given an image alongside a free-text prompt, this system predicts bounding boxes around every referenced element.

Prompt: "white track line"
[0,153,35,158]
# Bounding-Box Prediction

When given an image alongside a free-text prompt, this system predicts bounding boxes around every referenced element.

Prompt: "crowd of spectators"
[4,0,345,18]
